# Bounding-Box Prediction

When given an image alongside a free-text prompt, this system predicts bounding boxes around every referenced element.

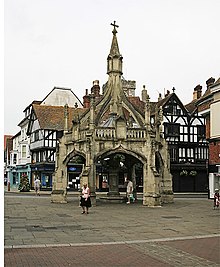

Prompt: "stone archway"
[66,155,86,191]
[95,149,144,203]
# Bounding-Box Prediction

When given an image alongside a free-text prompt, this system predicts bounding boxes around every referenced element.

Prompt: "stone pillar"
[160,141,174,204]
[131,165,137,200]
[143,162,161,207]
[51,137,67,203]
[107,168,120,196]
[51,168,67,203]
[89,161,97,206]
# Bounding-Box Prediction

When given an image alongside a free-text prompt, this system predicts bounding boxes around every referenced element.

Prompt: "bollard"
[7,181,10,191]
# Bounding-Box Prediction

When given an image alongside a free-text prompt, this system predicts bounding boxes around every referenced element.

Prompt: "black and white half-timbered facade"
[24,87,83,189]
[151,89,208,192]
[27,104,81,189]
[27,104,62,189]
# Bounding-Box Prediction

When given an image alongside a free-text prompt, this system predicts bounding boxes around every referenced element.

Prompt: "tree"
[18,174,30,192]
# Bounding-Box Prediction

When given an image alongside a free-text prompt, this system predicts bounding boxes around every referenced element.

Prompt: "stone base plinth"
[51,190,67,203]
[161,193,174,204]
[99,196,126,204]
[143,194,162,207]
[90,194,97,206]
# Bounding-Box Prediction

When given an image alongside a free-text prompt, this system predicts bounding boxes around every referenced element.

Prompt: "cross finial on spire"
[111,21,119,35]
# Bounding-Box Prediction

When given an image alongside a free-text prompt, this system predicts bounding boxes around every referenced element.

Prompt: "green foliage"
[180,170,188,176]
[18,174,30,192]
[189,171,197,176]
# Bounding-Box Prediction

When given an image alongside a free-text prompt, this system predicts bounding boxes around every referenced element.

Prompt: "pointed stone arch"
[63,149,86,165]
[95,145,147,165]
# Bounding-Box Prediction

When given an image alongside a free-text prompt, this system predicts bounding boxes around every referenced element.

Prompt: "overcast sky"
[4,0,220,135]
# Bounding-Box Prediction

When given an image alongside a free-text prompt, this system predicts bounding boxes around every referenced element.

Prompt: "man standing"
[34,177,41,196]
[126,179,134,204]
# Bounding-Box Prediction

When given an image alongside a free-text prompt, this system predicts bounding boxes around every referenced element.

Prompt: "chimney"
[158,93,162,101]
[193,85,202,100]
[141,85,148,103]
[206,77,215,88]
[165,90,170,97]
[83,89,90,108]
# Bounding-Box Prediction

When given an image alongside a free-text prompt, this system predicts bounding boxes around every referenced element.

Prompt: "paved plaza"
[4,191,220,266]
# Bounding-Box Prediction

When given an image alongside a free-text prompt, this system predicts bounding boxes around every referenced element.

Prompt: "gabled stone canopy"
[51,22,173,206]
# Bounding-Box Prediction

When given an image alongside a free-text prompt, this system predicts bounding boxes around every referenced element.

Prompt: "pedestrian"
[34,177,41,196]
[126,178,135,204]
[213,189,220,209]
[80,183,91,214]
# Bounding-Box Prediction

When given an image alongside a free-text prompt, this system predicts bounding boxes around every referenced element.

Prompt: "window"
[34,131,39,141]
[187,148,194,163]
[13,154,17,164]
[40,151,44,162]
[163,105,172,114]
[164,123,180,138]
[36,152,39,162]
[169,145,178,163]
[197,125,205,140]
[180,126,188,142]
[22,145,26,158]
[195,147,208,162]
[172,104,181,115]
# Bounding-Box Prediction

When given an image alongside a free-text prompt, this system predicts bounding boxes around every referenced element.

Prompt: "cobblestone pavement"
[4,193,220,266]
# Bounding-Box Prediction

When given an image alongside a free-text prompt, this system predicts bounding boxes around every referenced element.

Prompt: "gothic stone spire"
[107,21,123,75]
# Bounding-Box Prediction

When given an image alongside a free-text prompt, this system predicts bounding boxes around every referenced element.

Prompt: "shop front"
[209,165,220,198]
[31,162,54,190]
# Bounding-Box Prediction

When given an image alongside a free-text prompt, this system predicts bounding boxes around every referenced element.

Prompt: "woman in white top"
[126,179,134,204]
[80,183,91,214]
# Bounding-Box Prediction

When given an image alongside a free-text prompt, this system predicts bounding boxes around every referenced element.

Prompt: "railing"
[127,128,146,139]
[68,127,146,141]
[95,127,116,139]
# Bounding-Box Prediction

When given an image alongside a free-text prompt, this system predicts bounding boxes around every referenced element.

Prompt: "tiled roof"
[185,99,197,114]
[127,96,145,114]
[196,77,220,105]
[32,104,85,131]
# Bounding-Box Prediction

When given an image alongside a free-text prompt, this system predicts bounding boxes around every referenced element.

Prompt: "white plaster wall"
[41,88,83,108]
[210,91,220,139]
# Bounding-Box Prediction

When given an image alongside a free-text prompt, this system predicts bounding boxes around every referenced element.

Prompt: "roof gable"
[41,87,83,108]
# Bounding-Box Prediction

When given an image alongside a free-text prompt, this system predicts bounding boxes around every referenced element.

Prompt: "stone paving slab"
[4,194,220,266]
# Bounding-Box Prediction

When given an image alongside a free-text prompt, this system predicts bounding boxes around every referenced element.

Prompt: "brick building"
[197,77,220,197]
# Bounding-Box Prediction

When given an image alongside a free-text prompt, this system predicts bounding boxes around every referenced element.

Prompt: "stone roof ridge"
[53,86,72,90]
